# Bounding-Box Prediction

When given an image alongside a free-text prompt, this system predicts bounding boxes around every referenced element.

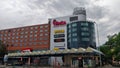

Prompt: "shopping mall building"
[0,7,101,67]
[0,7,96,52]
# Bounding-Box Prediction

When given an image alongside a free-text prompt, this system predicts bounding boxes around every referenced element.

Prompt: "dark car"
[7,60,24,66]
[13,60,24,66]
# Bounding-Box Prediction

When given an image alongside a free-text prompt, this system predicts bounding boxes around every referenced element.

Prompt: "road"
[0,64,120,68]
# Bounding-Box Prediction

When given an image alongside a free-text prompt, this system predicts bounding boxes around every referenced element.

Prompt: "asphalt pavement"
[0,64,120,68]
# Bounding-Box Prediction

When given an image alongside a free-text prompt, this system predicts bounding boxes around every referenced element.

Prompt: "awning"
[8,47,103,57]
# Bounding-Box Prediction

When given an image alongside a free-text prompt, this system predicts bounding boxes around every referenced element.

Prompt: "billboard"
[50,15,86,50]
[50,16,69,50]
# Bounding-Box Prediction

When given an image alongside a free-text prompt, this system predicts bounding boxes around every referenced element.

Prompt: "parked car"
[7,60,24,66]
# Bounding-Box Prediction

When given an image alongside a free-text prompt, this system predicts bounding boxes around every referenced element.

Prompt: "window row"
[9,42,49,46]
[68,37,90,42]
[68,38,78,42]
[68,33,77,38]
[68,28,77,33]
[0,25,49,33]
[68,22,89,29]
[68,23,77,28]
[1,33,49,40]
[0,30,49,37]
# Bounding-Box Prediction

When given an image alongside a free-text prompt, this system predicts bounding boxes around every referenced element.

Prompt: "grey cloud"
[0,0,119,45]
[87,6,109,20]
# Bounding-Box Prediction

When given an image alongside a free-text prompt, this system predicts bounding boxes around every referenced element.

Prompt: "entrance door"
[78,59,83,67]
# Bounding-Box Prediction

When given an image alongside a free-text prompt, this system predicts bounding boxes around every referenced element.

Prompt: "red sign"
[53,20,66,26]
[22,48,32,52]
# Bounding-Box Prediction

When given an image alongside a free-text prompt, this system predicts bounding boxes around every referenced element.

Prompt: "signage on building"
[53,20,66,26]
[54,34,65,38]
[54,38,65,42]
[22,48,32,52]
[54,30,65,34]
[54,48,59,51]
[50,17,68,50]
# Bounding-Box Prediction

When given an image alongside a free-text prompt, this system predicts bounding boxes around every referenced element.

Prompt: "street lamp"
[94,22,102,67]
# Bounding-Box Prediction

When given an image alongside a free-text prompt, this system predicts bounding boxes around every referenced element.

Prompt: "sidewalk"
[0,64,120,68]
[97,64,120,68]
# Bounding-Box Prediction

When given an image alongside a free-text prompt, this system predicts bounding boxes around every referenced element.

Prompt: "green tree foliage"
[0,40,7,57]
[100,32,120,60]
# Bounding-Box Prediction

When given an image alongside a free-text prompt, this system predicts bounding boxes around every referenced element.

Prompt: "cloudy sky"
[0,0,120,46]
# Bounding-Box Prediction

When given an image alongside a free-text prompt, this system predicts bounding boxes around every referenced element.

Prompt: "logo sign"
[54,30,65,34]
[54,48,59,51]
[53,20,66,26]
[54,34,65,38]
[59,48,65,50]
[54,38,65,42]
[22,48,32,52]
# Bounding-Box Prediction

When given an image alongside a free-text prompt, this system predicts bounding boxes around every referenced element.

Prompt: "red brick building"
[0,23,50,52]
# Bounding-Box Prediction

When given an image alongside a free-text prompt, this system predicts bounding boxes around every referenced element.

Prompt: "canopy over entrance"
[8,47,103,57]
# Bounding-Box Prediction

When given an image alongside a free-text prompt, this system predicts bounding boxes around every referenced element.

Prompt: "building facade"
[67,21,96,49]
[50,7,96,50]
[0,24,50,52]
[0,7,96,53]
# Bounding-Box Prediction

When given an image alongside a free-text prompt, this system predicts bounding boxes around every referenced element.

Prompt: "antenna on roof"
[73,7,86,15]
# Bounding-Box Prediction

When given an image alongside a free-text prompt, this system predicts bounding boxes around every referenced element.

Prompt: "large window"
[20,36,23,38]
[45,25,48,28]
[25,31,28,34]
[72,23,77,27]
[30,35,33,37]
[35,26,38,29]
[68,34,71,38]
[40,34,43,36]
[21,28,24,31]
[40,30,43,32]
[82,38,90,41]
[68,39,71,42]
[81,22,88,26]
[81,32,89,36]
[81,27,89,31]
[72,38,78,41]
[45,33,48,36]
[68,30,71,33]
[68,24,71,28]
[72,33,77,36]
[34,34,37,37]
[40,26,43,28]
[30,27,34,29]
[30,31,33,33]
[72,28,77,32]
[25,35,28,38]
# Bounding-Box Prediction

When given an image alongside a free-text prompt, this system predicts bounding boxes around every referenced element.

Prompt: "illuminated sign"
[54,34,65,38]
[54,38,65,42]
[22,48,32,52]
[70,16,78,21]
[54,30,65,34]
[53,20,66,26]
[54,48,59,51]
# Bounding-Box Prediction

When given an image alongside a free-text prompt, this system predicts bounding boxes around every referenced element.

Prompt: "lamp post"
[94,22,102,67]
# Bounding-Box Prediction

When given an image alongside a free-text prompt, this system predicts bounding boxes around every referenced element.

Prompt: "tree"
[100,32,120,61]
[0,40,7,57]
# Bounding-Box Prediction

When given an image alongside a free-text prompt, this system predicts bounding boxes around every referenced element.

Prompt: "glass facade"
[67,21,96,49]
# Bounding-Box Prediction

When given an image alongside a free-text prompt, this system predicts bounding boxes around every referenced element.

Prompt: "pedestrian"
[3,54,8,66]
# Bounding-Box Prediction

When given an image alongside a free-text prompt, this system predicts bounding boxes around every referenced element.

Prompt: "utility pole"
[95,22,102,67]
